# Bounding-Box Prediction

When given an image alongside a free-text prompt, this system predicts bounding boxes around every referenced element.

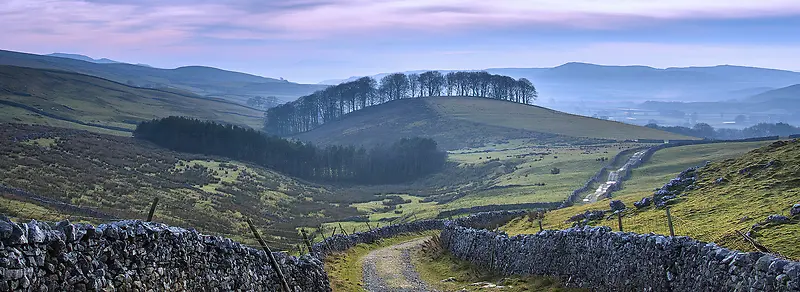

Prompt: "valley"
[1,49,799,291]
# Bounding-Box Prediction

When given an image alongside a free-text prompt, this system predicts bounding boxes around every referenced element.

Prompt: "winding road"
[362,237,438,292]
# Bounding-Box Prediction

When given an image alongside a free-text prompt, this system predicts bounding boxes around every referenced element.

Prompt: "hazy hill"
[322,63,800,105]
[0,65,266,133]
[47,53,121,64]
[0,49,325,103]
[747,84,800,103]
[294,96,695,150]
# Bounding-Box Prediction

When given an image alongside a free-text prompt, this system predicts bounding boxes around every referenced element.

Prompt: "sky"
[2,0,800,83]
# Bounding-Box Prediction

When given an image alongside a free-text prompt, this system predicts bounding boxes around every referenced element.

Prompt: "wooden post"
[376,223,380,229]
[538,219,543,232]
[365,222,373,231]
[413,214,418,222]
[300,229,313,252]
[666,207,675,237]
[617,212,623,232]
[352,227,357,235]
[146,197,159,222]
[338,223,348,236]
[246,218,291,292]
[330,226,337,237]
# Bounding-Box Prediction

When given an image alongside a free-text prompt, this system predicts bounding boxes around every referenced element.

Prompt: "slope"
[0,65,265,132]
[0,49,325,103]
[295,96,695,150]
[503,139,800,259]
[0,123,360,251]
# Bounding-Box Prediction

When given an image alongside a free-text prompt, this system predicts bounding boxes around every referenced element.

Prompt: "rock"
[609,200,626,211]
[791,204,800,217]
[766,214,789,224]
[26,220,46,243]
[714,177,727,185]
[633,197,651,209]
[441,277,456,282]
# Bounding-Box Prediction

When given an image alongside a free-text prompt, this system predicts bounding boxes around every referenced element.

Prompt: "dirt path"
[362,236,438,292]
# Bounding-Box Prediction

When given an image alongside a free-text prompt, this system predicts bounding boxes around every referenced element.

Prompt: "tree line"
[134,117,447,184]
[264,71,537,135]
[645,122,800,140]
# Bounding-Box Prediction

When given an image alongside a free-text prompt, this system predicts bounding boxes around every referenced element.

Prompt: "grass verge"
[411,235,585,292]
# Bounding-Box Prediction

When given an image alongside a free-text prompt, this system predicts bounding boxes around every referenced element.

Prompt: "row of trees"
[134,117,447,184]
[645,122,800,140]
[264,71,537,135]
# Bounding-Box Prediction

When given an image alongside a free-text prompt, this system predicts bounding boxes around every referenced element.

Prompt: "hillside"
[295,97,695,150]
[0,65,265,133]
[503,139,800,259]
[0,123,360,251]
[0,49,325,103]
[747,84,800,103]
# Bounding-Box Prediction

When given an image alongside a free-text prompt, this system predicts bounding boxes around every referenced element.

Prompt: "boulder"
[609,200,626,212]
[791,203,800,217]
[766,214,790,224]
[633,197,651,209]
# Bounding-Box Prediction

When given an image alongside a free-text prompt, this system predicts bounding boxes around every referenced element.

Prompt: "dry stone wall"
[0,217,329,292]
[312,211,525,259]
[441,223,800,291]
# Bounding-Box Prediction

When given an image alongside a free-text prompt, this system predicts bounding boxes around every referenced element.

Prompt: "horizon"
[3,0,800,83]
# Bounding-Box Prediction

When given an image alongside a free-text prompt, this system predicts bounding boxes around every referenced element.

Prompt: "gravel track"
[362,237,438,292]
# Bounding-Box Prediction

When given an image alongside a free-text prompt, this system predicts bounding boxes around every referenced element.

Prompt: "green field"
[316,140,648,235]
[0,65,265,132]
[296,97,695,151]
[502,140,800,259]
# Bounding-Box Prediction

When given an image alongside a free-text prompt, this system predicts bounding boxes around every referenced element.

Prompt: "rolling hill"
[47,53,121,64]
[0,49,325,103]
[294,96,696,150]
[0,65,266,133]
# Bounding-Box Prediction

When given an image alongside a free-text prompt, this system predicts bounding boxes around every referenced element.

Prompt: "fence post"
[666,207,675,237]
[246,218,291,292]
[330,226,337,237]
[300,229,313,252]
[365,222,373,231]
[538,219,543,232]
[617,212,623,232]
[338,223,348,236]
[146,197,159,222]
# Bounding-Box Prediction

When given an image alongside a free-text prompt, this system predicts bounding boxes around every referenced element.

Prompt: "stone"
[766,214,790,224]
[633,197,651,209]
[609,200,626,211]
[791,203,800,217]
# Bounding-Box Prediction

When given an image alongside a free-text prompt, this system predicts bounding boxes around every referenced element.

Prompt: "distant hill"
[0,49,325,104]
[294,96,695,150]
[747,84,800,103]
[0,65,266,133]
[322,63,800,104]
[47,53,122,64]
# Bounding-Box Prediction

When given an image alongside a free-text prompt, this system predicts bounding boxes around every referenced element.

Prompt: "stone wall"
[0,217,329,292]
[312,211,525,259]
[441,223,800,291]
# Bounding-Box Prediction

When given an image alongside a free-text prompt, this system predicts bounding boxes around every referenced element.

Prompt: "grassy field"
[502,140,800,260]
[426,97,694,141]
[0,65,265,132]
[316,141,648,236]
[0,124,356,251]
[296,97,695,151]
